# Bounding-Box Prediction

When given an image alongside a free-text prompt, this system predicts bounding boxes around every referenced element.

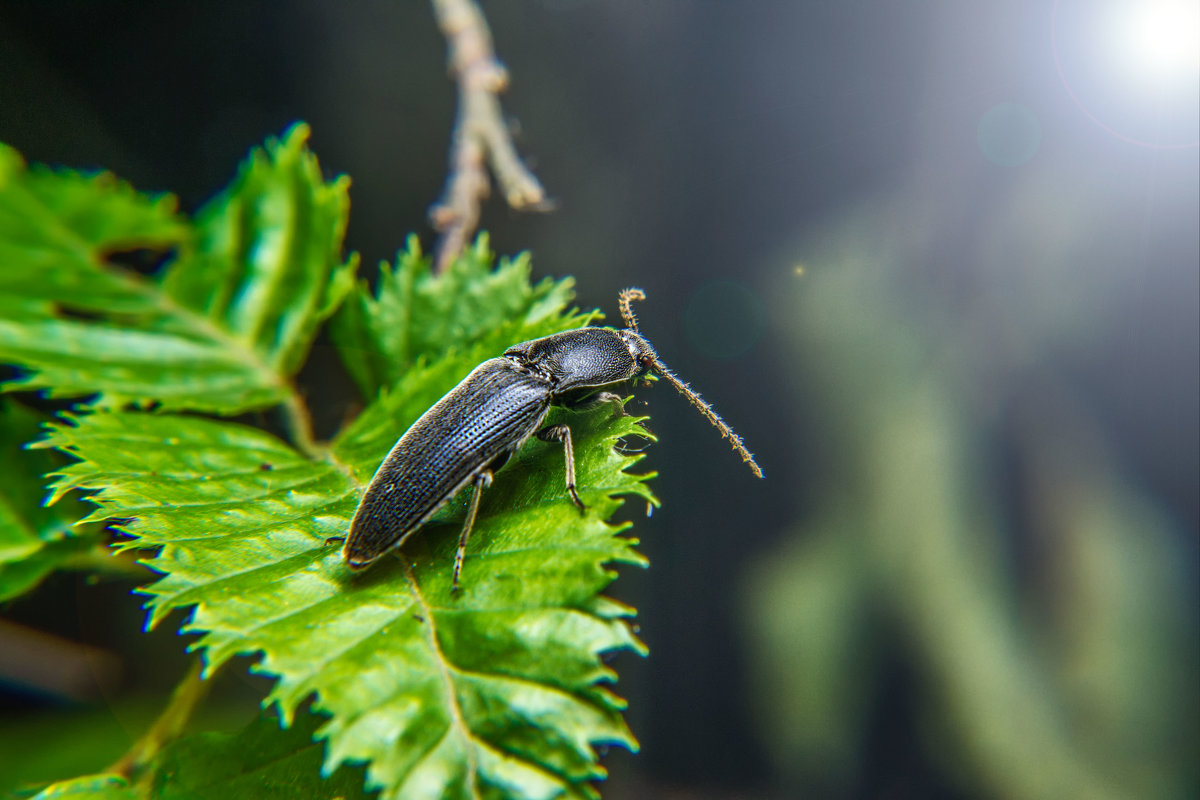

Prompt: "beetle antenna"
[647,355,764,479]
[618,287,646,331]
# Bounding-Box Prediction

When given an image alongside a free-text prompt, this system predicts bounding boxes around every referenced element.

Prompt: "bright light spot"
[1115,0,1200,82]
[793,264,806,276]
[1054,0,1200,147]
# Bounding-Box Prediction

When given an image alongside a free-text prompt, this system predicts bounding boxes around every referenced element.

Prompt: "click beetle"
[342,288,762,590]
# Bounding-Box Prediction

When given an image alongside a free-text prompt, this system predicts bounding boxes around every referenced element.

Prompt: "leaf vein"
[403,561,481,799]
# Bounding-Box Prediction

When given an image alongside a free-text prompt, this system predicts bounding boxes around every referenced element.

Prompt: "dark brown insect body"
[342,289,762,589]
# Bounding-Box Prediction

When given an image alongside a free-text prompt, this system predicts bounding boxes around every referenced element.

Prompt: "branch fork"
[429,0,550,271]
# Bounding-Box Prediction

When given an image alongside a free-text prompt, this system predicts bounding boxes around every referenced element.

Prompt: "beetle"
[341,288,763,590]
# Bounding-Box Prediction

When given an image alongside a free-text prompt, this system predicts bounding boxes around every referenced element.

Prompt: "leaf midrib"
[403,561,481,800]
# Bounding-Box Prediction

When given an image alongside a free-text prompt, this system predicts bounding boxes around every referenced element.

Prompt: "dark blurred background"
[1,2,1197,798]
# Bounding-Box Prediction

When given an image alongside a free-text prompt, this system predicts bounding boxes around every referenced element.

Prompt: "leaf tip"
[280,120,313,148]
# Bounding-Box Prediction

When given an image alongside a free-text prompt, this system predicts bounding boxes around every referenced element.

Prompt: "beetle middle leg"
[452,470,493,593]
[536,423,587,514]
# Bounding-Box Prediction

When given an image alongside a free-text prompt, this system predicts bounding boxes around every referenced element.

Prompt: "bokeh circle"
[977,102,1043,166]
[683,280,767,359]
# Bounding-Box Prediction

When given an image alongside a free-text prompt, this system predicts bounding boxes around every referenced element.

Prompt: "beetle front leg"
[452,470,493,593]
[536,423,587,514]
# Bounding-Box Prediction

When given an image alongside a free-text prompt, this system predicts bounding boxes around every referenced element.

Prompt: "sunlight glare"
[1118,0,1200,81]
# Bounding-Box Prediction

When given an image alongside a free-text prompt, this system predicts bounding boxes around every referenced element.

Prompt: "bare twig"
[429,0,549,272]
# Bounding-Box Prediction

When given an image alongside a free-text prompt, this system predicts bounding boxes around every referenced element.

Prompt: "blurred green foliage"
[743,196,1198,799]
[0,399,107,601]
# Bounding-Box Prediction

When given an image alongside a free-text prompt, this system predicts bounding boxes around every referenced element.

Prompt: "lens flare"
[1054,0,1200,148]
[1118,0,1200,81]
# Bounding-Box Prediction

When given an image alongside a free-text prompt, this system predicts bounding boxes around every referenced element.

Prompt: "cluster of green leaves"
[0,126,654,799]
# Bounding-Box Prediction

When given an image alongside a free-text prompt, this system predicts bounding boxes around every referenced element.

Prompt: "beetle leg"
[452,470,493,593]
[563,391,627,418]
[536,423,587,514]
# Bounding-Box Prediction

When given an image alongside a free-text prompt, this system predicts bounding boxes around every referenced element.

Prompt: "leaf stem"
[281,389,321,459]
[106,658,213,780]
[281,388,360,482]
[61,544,151,580]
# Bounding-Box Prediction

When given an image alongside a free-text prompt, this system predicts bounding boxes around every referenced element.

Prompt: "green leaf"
[152,710,373,800]
[0,398,101,601]
[0,142,188,316]
[160,124,357,378]
[28,774,139,800]
[331,235,580,401]
[0,125,355,413]
[44,360,655,800]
